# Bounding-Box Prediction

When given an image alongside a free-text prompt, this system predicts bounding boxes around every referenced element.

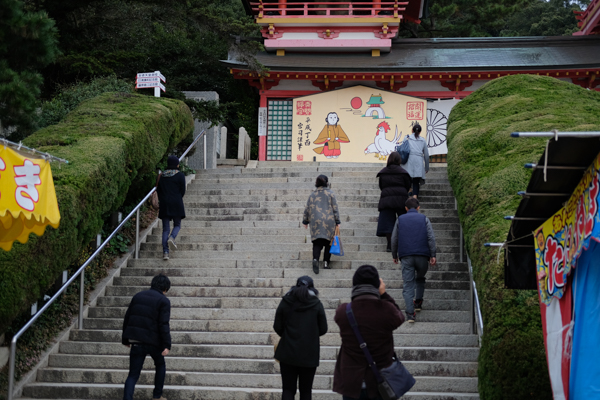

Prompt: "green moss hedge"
[0,92,193,333]
[446,75,600,399]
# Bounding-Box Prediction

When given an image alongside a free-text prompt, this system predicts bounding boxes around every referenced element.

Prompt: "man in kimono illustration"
[313,112,350,159]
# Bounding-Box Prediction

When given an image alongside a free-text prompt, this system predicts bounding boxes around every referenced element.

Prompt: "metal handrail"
[7,130,206,400]
[456,198,484,337]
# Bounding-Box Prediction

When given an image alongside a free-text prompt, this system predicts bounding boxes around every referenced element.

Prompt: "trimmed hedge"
[446,75,600,399]
[0,92,193,333]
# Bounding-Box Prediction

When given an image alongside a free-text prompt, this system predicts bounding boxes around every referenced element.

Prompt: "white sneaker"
[163,252,169,260]
[168,236,177,250]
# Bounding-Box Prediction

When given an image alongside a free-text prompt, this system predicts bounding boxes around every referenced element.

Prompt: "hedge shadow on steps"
[0,92,193,334]
[447,74,600,399]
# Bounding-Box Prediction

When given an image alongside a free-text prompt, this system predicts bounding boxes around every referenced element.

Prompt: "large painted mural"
[292,86,428,163]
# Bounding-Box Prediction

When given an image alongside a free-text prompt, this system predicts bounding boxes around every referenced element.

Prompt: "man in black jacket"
[122,273,172,400]
[391,197,437,323]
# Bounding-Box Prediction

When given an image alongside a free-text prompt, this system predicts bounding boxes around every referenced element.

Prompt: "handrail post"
[203,134,207,170]
[79,270,84,329]
[135,208,140,259]
[8,338,16,400]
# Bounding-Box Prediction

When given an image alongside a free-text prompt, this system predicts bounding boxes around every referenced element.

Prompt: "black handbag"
[345,303,415,400]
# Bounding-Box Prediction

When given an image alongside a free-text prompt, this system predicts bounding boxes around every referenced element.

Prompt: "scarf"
[350,284,381,300]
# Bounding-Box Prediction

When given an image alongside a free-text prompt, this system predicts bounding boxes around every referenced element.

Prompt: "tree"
[0,0,59,138]
[400,0,529,38]
[23,0,261,149]
[500,0,589,37]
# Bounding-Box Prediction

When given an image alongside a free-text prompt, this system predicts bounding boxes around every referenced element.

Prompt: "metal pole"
[203,134,207,170]
[79,270,84,329]
[511,131,600,138]
[470,279,475,334]
[135,208,140,259]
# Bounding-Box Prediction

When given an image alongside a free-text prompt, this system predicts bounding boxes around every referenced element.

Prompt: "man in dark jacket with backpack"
[391,197,437,323]
[122,273,172,400]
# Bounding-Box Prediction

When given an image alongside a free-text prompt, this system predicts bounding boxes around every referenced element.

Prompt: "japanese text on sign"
[297,101,312,116]
[406,102,424,120]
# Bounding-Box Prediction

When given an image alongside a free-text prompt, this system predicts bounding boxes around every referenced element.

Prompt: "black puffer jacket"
[122,288,172,350]
[376,165,411,211]
[273,292,328,367]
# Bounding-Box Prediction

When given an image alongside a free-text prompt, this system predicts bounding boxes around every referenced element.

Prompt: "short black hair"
[405,197,420,209]
[151,273,171,292]
[387,151,401,167]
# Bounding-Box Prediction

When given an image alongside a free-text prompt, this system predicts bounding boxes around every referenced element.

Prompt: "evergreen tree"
[0,0,59,138]
[500,0,589,37]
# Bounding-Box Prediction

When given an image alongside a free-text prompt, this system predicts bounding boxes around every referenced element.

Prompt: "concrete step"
[124,259,468,272]
[22,384,480,400]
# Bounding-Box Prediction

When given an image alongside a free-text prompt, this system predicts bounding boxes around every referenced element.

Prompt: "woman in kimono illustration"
[313,112,350,159]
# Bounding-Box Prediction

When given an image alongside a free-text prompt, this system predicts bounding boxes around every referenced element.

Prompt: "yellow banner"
[0,146,61,251]
[291,85,427,163]
[534,152,600,305]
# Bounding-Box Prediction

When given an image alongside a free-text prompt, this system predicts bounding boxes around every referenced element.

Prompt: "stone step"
[145,234,460,247]
[125,259,468,271]
[104,285,470,300]
[83,311,470,331]
[191,182,453,190]
[149,226,461,240]
[97,290,470,309]
[22,384,479,400]
[189,177,451,186]
[136,250,463,263]
[192,170,451,179]
[182,194,455,203]
[183,214,459,224]
[186,188,455,197]
[139,241,459,254]
[112,274,471,290]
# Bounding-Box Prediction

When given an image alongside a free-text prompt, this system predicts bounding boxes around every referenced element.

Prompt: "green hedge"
[0,92,193,333]
[446,74,600,399]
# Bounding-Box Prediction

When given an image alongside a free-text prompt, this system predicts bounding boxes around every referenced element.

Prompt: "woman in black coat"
[274,276,328,400]
[157,155,186,260]
[376,151,412,252]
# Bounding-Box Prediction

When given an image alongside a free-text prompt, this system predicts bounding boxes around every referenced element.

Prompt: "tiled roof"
[223,36,600,72]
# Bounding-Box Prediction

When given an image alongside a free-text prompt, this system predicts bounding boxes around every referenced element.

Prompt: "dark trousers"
[312,238,331,262]
[162,217,181,253]
[401,255,429,314]
[280,362,317,400]
[411,178,421,197]
[123,343,166,400]
[342,388,383,400]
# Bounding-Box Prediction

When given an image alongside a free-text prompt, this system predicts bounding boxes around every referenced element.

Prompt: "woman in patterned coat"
[302,175,341,274]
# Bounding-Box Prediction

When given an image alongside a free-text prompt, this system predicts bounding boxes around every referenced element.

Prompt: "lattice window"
[267,100,293,161]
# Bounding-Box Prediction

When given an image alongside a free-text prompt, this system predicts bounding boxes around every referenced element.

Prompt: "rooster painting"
[364,122,401,160]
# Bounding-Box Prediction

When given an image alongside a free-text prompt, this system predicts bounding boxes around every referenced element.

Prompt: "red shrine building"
[222,0,600,162]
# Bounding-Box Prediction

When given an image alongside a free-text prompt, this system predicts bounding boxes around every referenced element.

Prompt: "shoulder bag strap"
[345,303,384,384]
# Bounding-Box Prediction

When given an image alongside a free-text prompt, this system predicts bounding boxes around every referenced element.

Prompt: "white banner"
[426,99,460,156]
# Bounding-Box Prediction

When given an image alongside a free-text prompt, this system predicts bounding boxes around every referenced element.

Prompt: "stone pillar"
[220,126,228,159]
[182,91,221,170]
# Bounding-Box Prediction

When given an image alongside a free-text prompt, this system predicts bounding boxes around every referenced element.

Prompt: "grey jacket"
[302,187,341,241]
[400,134,429,180]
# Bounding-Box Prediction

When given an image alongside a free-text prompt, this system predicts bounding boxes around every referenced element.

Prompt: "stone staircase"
[19,162,479,400]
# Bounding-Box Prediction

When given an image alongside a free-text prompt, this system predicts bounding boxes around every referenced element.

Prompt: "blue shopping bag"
[330,226,344,256]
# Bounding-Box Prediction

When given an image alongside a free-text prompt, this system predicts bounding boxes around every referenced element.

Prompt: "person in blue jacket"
[391,197,437,322]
